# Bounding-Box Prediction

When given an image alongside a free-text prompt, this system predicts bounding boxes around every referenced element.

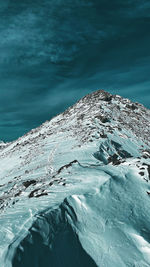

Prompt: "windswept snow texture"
[0,90,150,267]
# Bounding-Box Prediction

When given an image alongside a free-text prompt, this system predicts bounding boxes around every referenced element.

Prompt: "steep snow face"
[0,90,150,267]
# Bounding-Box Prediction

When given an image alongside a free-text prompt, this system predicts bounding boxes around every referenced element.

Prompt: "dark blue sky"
[0,0,150,141]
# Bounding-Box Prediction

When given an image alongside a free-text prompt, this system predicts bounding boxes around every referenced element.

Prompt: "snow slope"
[0,90,150,267]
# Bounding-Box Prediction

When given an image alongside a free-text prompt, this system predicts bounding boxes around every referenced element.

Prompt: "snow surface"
[0,90,150,267]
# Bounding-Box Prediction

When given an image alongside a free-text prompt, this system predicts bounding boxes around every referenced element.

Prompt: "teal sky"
[0,0,150,142]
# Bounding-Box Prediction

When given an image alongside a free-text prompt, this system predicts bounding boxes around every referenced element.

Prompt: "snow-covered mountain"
[0,90,150,267]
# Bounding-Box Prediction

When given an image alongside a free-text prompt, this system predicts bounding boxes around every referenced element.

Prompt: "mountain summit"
[0,90,150,267]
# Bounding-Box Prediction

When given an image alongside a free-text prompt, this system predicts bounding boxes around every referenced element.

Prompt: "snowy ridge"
[0,90,150,267]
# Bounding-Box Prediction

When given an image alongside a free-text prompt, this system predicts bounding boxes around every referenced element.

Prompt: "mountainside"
[0,90,150,267]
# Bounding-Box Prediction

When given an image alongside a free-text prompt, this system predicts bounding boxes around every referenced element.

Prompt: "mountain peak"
[0,90,150,267]
[81,89,113,101]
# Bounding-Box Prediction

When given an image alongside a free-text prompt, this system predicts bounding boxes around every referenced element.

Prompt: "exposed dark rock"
[103,95,112,102]
[142,150,150,159]
[78,114,85,121]
[35,192,48,198]
[28,189,39,198]
[100,133,107,138]
[126,103,137,110]
[147,165,150,179]
[139,172,144,176]
[95,115,110,123]
[23,180,36,188]
[108,154,121,165]
[57,160,78,174]
[15,191,22,197]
